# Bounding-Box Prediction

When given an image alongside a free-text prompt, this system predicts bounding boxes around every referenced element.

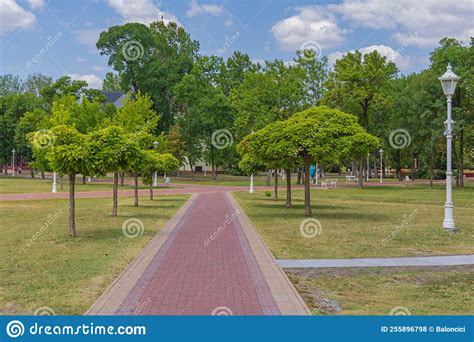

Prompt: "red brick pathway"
[115,192,280,315]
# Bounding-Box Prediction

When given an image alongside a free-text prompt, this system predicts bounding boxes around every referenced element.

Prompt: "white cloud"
[76,57,87,63]
[330,0,474,48]
[68,73,102,89]
[272,6,347,52]
[328,44,412,71]
[186,0,224,17]
[91,65,105,72]
[0,0,36,35]
[73,29,103,51]
[28,0,45,10]
[107,0,178,25]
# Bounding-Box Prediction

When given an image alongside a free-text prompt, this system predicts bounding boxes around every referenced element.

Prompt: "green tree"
[0,74,24,95]
[44,125,91,236]
[88,126,141,216]
[102,72,122,91]
[430,37,474,186]
[240,106,379,216]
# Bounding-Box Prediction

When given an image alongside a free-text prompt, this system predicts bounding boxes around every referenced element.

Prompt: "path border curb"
[226,193,311,315]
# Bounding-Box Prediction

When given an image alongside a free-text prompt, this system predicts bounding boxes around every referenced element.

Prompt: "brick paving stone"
[115,192,280,315]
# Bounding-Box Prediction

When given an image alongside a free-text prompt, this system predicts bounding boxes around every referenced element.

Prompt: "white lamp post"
[153,141,159,187]
[52,172,57,193]
[439,63,459,232]
[366,153,370,181]
[249,131,254,194]
[379,148,383,183]
[11,149,15,177]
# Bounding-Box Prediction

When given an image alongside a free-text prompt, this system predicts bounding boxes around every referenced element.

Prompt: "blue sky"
[1,0,473,88]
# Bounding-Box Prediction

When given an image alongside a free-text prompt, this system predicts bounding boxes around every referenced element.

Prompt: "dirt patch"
[285,264,474,279]
[287,274,342,314]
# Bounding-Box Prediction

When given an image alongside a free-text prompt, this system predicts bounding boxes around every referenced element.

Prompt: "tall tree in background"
[323,50,398,184]
[102,72,122,91]
[430,37,474,186]
[97,21,199,133]
[174,56,234,179]
[294,49,329,106]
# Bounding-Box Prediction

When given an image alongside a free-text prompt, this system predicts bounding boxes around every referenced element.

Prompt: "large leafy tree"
[240,106,379,216]
[430,37,474,186]
[97,21,199,132]
[323,50,398,132]
[174,56,235,179]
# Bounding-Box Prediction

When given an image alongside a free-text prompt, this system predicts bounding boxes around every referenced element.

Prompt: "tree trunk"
[303,155,312,216]
[351,160,357,176]
[82,175,86,184]
[297,169,302,185]
[266,170,271,186]
[30,168,35,178]
[358,157,364,188]
[211,163,217,180]
[120,172,125,187]
[274,169,278,201]
[429,148,435,189]
[112,172,118,216]
[68,174,77,237]
[41,171,45,179]
[149,173,154,201]
[285,168,291,208]
[134,173,139,207]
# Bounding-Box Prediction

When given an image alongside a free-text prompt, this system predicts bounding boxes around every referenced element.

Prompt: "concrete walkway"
[278,255,474,268]
[87,192,309,315]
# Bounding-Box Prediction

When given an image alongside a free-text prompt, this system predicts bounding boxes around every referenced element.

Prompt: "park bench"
[345,175,357,183]
[321,179,337,190]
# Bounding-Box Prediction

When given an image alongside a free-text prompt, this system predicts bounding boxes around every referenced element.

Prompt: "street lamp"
[52,172,57,193]
[11,149,15,177]
[379,148,383,183]
[153,141,159,187]
[249,131,254,194]
[439,63,460,232]
[366,153,370,181]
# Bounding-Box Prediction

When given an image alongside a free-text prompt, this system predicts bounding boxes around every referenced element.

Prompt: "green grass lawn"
[287,267,474,315]
[233,183,474,259]
[173,174,273,187]
[0,176,181,194]
[0,195,188,315]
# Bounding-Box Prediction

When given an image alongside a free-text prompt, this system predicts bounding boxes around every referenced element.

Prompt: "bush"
[264,191,272,197]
